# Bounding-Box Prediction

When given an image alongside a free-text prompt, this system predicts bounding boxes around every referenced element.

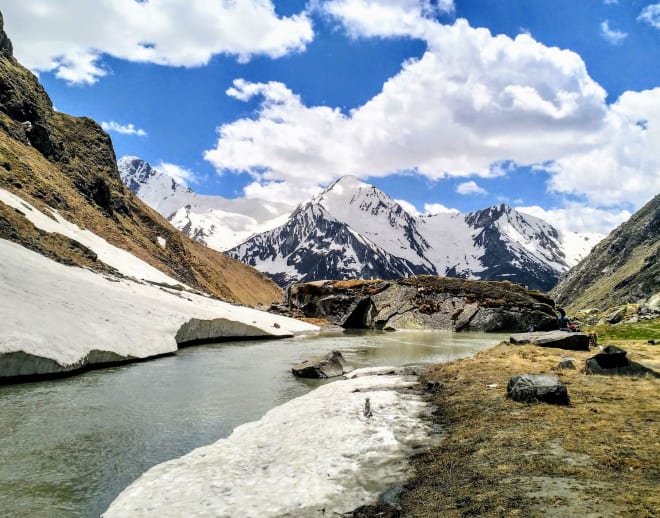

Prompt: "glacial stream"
[0,330,506,517]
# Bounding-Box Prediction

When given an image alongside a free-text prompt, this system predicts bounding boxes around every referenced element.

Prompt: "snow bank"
[0,239,317,378]
[104,369,437,517]
[0,187,179,284]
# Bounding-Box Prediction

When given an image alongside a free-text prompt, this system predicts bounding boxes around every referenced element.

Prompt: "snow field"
[104,369,437,517]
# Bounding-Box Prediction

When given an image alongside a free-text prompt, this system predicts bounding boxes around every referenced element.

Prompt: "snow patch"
[0,239,317,377]
[0,188,178,284]
[104,369,436,517]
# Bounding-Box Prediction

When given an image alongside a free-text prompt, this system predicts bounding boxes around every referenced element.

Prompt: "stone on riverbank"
[291,350,350,378]
[509,330,590,351]
[507,374,570,405]
[586,345,660,377]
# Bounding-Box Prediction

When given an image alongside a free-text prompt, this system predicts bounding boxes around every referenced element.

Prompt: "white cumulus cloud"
[638,3,660,29]
[600,20,628,44]
[516,203,631,236]
[2,1,313,84]
[205,18,611,201]
[101,121,147,137]
[456,181,487,196]
[423,202,460,215]
[154,162,199,187]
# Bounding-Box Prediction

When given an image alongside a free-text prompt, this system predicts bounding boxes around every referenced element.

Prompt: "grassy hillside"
[551,194,659,313]
[0,23,283,307]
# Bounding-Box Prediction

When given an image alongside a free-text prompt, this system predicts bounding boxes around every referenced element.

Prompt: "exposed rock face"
[287,276,558,332]
[509,331,590,351]
[0,12,12,57]
[507,374,570,405]
[551,194,659,312]
[291,350,350,378]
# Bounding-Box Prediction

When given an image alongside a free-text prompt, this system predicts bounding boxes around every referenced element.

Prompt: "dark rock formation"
[557,356,576,370]
[585,345,660,377]
[0,12,13,57]
[291,350,350,378]
[509,331,590,351]
[507,374,569,405]
[287,276,558,332]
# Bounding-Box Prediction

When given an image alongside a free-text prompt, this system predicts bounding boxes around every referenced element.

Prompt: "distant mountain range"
[118,156,293,252]
[121,159,602,291]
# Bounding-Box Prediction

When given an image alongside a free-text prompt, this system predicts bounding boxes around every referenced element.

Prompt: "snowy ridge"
[104,368,437,517]
[118,158,603,291]
[0,187,176,285]
[118,157,294,251]
[229,199,432,286]
[228,179,603,291]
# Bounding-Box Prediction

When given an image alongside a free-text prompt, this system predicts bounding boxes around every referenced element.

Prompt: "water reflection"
[0,330,505,517]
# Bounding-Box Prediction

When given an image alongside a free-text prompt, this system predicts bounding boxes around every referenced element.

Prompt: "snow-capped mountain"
[118,157,294,251]
[227,176,601,291]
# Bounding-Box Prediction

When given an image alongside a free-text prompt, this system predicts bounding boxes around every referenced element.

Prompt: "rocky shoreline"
[353,339,659,517]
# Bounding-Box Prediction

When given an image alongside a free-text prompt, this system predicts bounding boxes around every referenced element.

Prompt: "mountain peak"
[326,175,371,193]
[0,11,13,58]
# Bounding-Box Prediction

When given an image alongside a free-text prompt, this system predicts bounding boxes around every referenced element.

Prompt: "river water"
[0,330,505,517]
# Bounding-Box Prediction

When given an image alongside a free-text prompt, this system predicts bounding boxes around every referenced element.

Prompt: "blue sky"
[3,0,660,234]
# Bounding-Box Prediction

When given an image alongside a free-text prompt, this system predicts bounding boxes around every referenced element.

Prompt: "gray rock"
[607,308,627,324]
[507,374,569,405]
[558,356,576,369]
[589,345,629,368]
[291,350,349,378]
[0,11,13,57]
[509,331,590,351]
[288,278,559,332]
[585,345,660,377]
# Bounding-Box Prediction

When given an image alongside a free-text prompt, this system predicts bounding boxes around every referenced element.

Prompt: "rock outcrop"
[509,331,590,351]
[291,350,350,378]
[0,12,12,57]
[287,276,558,332]
[507,374,570,405]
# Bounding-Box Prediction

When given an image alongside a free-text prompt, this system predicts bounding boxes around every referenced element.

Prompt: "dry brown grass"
[399,341,660,517]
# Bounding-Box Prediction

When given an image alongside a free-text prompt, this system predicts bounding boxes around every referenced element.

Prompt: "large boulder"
[287,277,559,332]
[585,345,660,377]
[291,350,350,378]
[509,331,590,351]
[507,374,570,405]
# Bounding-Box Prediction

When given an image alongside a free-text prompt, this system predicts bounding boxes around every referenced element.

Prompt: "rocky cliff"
[551,194,659,312]
[287,276,558,332]
[0,14,283,307]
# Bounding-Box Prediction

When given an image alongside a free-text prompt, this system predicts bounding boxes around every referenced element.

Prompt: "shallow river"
[0,330,505,517]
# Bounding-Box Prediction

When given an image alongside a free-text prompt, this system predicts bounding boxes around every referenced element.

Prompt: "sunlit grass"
[587,318,660,341]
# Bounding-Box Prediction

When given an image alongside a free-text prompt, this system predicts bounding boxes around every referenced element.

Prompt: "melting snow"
[0,239,317,371]
[103,369,437,517]
[0,188,178,284]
